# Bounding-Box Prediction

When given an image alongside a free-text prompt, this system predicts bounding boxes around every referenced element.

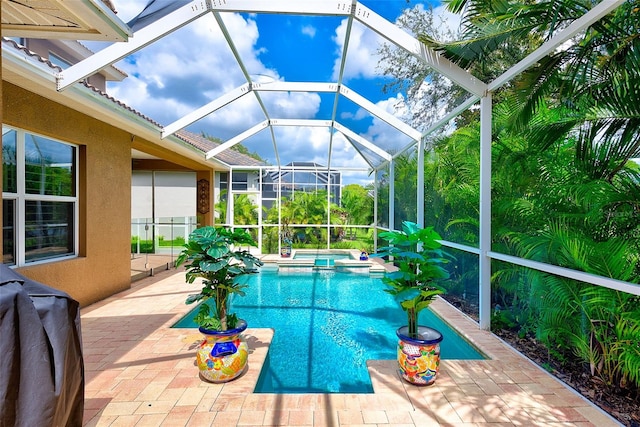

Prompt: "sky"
[103,0,461,185]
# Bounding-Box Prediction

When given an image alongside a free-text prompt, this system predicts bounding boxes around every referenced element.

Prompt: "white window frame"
[2,126,79,266]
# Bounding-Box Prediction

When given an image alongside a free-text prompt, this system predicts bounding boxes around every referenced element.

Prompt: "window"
[2,126,78,265]
[218,172,228,200]
[231,172,248,191]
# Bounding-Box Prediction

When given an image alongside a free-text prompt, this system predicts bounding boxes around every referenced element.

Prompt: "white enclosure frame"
[53,0,637,331]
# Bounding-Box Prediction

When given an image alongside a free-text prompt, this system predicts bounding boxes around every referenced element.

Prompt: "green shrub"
[131,236,154,253]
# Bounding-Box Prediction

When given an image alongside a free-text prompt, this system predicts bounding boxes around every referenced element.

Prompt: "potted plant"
[374,221,450,385]
[280,221,293,257]
[176,226,263,383]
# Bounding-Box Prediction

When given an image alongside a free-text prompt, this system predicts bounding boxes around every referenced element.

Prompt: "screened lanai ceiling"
[46,0,624,183]
[52,0,490,177]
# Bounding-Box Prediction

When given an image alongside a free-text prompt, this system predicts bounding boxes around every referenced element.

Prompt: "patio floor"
[82,267,620,426]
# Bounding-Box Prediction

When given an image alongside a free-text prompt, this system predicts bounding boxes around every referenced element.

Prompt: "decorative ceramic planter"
[280,246,292,257]
[396,325,443,386]
[196,319,249,383]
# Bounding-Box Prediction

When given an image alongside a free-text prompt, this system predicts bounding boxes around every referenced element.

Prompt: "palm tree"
[431,1,640,179]
[233,193,258,226]
[424,0,640,392]
[341,184,373,238]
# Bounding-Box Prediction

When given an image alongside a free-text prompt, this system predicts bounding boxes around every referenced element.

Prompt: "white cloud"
[301,25,316,38]
[106,0,461,185]
[109,12,275,127]
[331,20,385,81]
[358,95,414,155]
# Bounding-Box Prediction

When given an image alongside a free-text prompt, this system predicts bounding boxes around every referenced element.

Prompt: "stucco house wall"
[4,82,134,306]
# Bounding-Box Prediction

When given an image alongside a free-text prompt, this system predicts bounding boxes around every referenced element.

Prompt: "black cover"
[0,265,84,427]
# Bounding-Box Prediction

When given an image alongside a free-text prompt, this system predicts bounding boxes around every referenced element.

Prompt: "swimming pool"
[173,270,485,393]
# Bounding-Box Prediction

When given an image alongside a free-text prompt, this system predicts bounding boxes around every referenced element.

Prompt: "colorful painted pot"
[196,319,249,383]
[396,325,443,386]
[280,246,292,257]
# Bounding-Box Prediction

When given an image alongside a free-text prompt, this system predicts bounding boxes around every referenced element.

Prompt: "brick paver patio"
[82,267,620,426]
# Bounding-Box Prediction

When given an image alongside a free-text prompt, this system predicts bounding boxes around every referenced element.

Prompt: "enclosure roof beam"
[57,1,209,90]
[211,10,282,167]
[340,85,422,141]
[254,81,338,93]
[334,122,392,161]
[205,120,269,159]
[270,119,333,127]
[162,83,251,138]
[209,0,354,16]
[341,133,377,169]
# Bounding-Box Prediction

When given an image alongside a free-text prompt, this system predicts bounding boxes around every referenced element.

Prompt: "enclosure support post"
[389,159,395,232]
[228,167,234,228]
[258,169,263,254]
[479,93,492,330]
[277,168,282,255]
[417,137,425,227]
[373,170,378,252]
[327,178,331,250]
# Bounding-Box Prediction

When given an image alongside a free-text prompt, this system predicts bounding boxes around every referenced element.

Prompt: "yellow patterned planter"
[396,326,443,386]
[196,320,249,383]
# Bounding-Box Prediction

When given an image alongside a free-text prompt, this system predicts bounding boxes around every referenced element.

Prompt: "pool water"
[173,270,484,393]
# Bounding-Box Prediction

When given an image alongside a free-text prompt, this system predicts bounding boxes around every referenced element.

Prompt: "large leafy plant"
[375,221,450,338]
[176,226,263,331]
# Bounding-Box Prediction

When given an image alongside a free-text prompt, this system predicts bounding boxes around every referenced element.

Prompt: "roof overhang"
[1,0,132,42]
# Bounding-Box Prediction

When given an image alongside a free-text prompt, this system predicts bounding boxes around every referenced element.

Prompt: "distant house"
[213,162,342,219]
[263,162,342,207]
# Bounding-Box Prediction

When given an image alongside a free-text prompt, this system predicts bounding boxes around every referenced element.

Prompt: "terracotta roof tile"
[175,130,266,167]
[3,38,62,72]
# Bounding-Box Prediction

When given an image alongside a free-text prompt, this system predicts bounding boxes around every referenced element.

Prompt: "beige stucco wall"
[3,82,132,306]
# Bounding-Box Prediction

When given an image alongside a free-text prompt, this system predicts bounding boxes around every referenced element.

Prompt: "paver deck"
[83,267,620,426]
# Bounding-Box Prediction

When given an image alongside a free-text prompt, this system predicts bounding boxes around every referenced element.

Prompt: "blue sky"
[106,0,459,184]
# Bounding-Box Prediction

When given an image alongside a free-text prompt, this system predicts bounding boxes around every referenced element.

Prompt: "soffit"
[2,0,131,41]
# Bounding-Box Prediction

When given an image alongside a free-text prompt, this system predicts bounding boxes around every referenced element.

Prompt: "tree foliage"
[377,0,640,391]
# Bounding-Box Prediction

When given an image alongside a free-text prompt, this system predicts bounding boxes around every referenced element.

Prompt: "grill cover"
[0,265,84,427]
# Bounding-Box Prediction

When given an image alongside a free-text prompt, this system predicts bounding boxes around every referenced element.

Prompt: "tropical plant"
[341,183,374,238]
[176,226,263,331]
[374,221,450,338]
[214,190,228,224]
[233,193,258,225]
[433,0,640,176]
[281,190,328,225]
[214,191,259,226]
[510,222,640,390]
